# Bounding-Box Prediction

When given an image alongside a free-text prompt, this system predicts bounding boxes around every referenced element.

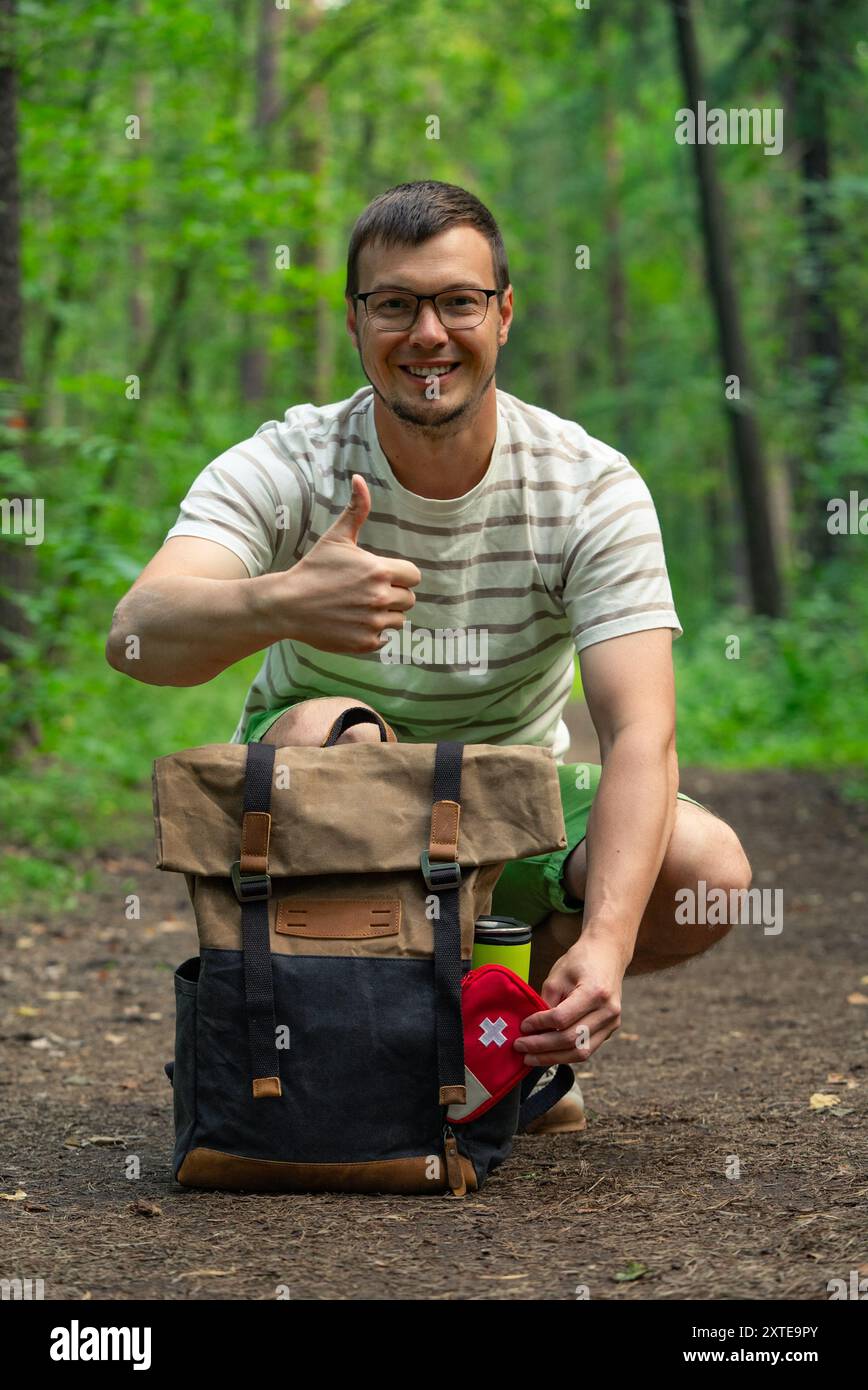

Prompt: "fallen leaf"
[146,1013,162,1022]
[103,1034,126,1046]
[42,991,82,1002]
[827,1107,855,1118]
[16,1005,41,1017]
[613,1260,648,1283]
[23,1201,49,1212]
[156,919,185,934]
[129,1199,162,1218]
[173,1268,237,1280]
[0,1189,27,1201]
[86,1135,128,1147]
[15,937,34,950]
[809,1093,841,1110]
[847,993,868,1006]
[619,1033,641,1042]
[826,1073,860,1089]
[29,1038,51,1050]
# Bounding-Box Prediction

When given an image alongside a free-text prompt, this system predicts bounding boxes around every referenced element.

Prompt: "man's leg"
[530,798,752,988]
[494,770,751,1135]
[256,696,393,748]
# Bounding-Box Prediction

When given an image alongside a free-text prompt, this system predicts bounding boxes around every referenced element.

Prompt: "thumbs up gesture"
[278,474,421,655]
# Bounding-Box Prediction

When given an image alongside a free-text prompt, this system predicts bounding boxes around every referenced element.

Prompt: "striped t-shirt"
[164,385,681,761]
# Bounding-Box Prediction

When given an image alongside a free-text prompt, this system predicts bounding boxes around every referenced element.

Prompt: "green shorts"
[241,703,701,929]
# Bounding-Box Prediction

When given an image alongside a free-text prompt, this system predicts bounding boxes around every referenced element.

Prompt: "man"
[106,180,751,1136]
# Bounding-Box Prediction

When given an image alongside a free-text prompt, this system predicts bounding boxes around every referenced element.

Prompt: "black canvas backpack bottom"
[168,952,523,1196]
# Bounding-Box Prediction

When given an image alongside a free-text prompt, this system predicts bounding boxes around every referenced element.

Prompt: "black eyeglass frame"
[352,287,504,332]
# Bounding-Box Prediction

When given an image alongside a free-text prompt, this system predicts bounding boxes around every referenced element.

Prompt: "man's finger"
[516,1011,613,1056]
[321,473,371,545]
[521,989,602,1034]
[520,1022,621,1066]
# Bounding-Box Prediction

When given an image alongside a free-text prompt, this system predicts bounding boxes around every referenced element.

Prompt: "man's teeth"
[405,365,454,376]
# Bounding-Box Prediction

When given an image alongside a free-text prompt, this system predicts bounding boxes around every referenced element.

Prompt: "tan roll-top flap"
[153,741,567,877]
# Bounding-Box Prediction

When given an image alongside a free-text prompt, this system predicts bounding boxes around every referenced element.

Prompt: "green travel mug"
[472,916,532,983]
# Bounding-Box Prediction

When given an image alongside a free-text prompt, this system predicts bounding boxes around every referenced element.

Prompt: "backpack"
[153,705,574,1196]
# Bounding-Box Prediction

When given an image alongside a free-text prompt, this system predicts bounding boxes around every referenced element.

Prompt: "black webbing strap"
[421,741,466,1106]
[321,705,391,746]
[235,740,282,1099]
[517,1063,576,1131]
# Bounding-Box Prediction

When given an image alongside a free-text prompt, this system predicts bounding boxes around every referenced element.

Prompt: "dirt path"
[2,712,866,1300]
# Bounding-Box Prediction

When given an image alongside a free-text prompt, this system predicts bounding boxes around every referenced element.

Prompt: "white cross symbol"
[479,1016,508,1048]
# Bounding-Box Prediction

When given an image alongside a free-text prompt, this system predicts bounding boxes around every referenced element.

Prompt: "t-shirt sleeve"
[162,423,312,579]
[562,460,682,651]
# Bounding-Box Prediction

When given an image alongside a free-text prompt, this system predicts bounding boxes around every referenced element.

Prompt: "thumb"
[322,473,371,545]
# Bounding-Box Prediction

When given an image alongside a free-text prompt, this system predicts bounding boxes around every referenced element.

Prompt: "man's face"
[346,225,513,431]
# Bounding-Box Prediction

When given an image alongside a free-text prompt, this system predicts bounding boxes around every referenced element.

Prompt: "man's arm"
[105,475,421,687]
[514,628,678,1064]
[576,627,678,957]
[105,536,280,686]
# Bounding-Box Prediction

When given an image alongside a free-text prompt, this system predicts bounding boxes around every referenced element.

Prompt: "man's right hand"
[275,474,421,655]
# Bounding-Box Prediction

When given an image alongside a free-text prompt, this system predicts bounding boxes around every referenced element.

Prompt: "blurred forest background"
[0,0,866,910]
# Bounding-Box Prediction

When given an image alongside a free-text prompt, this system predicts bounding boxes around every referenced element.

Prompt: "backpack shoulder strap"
[421,741,466,1107]
[232,740,282,1100]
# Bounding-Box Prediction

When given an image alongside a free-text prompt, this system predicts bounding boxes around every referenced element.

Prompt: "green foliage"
[672,580,868,771]
[2,0,866,911]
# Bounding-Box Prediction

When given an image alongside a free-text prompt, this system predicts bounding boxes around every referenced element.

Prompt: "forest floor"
[2,706,867,1301]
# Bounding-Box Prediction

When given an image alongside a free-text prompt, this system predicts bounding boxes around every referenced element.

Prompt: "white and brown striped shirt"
[164,385,681,760]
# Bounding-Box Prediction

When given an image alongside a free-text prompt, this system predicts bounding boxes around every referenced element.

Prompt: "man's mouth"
[397,362,461,382]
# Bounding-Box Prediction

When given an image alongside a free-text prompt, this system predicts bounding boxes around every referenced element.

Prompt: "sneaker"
[522,1067,586,1136]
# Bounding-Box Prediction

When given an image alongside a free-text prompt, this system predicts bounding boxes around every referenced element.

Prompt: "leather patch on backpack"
[275,898,402,939]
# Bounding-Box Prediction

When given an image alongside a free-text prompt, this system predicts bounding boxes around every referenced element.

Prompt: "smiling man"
[107,180,751,1135]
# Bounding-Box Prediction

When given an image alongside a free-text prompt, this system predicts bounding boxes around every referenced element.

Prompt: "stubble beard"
[359,349,498,440]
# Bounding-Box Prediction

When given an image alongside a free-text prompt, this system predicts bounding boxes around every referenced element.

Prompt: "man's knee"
[260,696,393,747]
[629,808,752,972]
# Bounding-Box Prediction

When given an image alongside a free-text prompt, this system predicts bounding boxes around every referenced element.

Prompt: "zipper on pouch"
[442,1124,467,1197]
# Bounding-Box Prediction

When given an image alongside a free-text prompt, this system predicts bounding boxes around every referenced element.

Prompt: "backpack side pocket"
[171,956,200,1178]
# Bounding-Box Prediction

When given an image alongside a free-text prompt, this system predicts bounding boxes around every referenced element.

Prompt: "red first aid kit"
[446,964,549,1125]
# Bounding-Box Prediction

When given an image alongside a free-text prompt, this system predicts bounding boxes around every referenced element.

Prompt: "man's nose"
[407,301,449,346]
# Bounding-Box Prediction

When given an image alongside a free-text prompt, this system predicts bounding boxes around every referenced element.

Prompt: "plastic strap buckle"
[420,851,462,891]
[231,860,272,903]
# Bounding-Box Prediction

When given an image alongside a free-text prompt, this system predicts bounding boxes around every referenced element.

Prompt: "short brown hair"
[345,180,510,299]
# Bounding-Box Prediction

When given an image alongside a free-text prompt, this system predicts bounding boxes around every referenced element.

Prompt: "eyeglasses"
[353,287,502,332]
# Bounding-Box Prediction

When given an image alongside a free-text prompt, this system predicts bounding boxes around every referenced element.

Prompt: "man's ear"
[496,284,514,346]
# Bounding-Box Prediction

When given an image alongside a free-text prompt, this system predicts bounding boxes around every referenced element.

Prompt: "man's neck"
[372,386,499,500]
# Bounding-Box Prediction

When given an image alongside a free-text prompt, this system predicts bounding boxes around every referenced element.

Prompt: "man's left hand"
[514,932,628,1065]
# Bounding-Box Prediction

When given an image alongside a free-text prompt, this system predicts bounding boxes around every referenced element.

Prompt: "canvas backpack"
[154,705,574,1196]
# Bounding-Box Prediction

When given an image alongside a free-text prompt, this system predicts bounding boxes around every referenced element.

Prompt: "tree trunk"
[126,0,151,359]
[788,0,844,559]
[600,22,630,441]
[239,1,282,406]
[0,0,38,751]
[669,0,783,617]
